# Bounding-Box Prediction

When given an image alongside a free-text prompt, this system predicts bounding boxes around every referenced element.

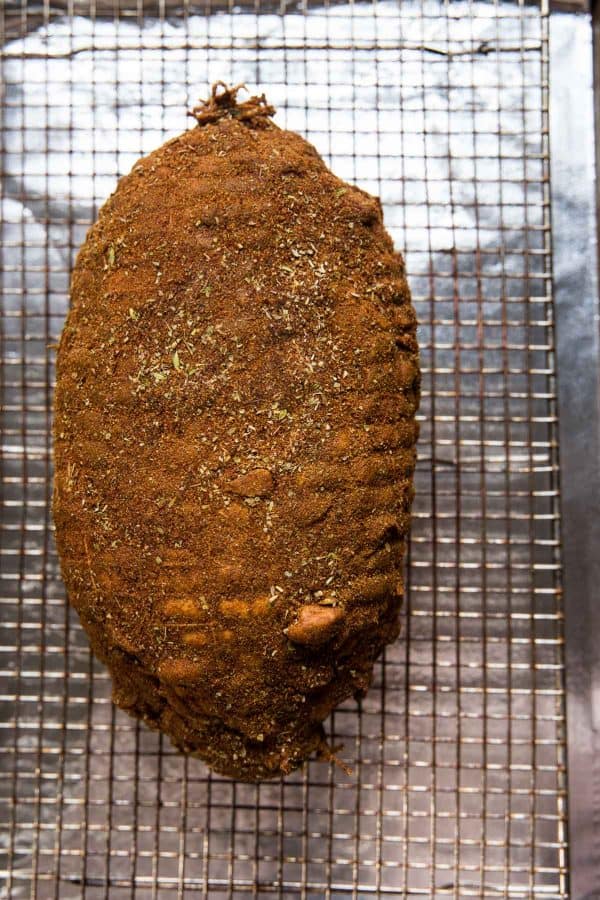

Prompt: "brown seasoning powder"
[53,84,420,780]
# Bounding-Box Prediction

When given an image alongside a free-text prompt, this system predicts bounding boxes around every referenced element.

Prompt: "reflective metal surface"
[550,14,600,900]
[0,1,582,895]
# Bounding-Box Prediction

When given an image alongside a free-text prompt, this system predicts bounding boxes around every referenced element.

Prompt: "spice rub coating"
[53,86,420,780]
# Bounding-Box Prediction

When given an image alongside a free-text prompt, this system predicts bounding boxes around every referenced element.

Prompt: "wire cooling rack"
[3,0,597,896]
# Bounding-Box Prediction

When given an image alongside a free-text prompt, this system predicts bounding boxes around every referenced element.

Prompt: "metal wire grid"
[0,0,568,896]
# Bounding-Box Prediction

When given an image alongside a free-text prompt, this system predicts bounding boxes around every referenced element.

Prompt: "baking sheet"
[0,2,573,896]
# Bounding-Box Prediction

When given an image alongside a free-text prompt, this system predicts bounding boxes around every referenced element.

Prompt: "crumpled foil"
[1,4,578,896]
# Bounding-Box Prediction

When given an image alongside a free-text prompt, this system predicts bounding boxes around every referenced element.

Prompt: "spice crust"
[53,85,420,780]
